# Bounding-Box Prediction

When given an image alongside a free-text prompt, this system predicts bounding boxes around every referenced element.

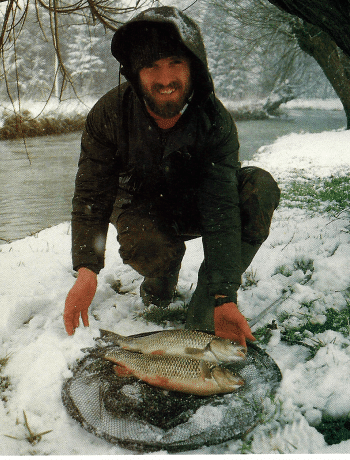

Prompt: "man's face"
[139,56,192,119]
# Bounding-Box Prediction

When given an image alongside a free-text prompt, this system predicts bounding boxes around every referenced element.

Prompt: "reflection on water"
[0,109,347,242]
[0,133,80,242]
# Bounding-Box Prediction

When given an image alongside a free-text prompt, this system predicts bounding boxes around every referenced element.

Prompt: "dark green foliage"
[0,355,11,403]
[282,306,350,342]
[273,265,293,277]
[241,269,259,290]
[293,257,314,274]
[253,321,278,345]
[254,303,350,349]
[0,111,86,140]
[316,414,350,445]
[135,303,189,326]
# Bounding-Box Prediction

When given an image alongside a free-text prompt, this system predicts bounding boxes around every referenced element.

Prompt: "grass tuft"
[316,413,350,445]
[135,303,189,326]
[0,110,85,140]
[281,174,350,215]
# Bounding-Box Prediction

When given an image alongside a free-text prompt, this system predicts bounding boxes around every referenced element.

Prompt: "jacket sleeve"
[197,102,241,303]
[71,94,121,274]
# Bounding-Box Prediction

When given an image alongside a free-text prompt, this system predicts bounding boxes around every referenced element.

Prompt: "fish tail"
[99,329,127,345]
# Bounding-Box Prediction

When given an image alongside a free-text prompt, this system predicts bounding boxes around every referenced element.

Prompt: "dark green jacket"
[71,6,242,301]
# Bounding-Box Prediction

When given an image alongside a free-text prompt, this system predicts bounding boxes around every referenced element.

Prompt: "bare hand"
[64,267,97,335]
[214,302,256,347]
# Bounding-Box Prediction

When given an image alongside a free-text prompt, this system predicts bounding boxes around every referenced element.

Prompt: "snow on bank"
[284,98,343,111]
[221,97,343,113]
[0,97,96,125]
[1,128,350,454]
[247,129,350,180]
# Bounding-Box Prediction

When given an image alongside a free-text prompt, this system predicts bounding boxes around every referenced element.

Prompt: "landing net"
[62,333,281,452]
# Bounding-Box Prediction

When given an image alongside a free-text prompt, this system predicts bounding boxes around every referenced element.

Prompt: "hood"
[111,6,214,104]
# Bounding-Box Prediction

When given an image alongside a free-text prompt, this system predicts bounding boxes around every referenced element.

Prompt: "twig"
[4,410,52,445]
[281,231,295,251]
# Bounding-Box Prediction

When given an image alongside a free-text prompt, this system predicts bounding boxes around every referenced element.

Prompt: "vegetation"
[281,174,350,215]
[0,110,86,140]
[316,413,350,445]
[135,302,189,327]
[0,0,345,119]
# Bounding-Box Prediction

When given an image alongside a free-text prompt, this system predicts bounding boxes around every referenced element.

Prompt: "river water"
[0,108,346,243]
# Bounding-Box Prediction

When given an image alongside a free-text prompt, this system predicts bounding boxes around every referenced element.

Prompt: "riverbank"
[0,98,92,140]
[1,126,350,454]
[0,97,344,140]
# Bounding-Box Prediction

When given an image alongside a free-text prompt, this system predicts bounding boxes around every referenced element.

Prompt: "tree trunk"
[263,81,295,115]
[267,0,350,58]
[293,21,350,129]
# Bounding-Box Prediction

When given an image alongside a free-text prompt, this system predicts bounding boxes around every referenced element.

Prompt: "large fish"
[103,348,245,396]
[99,329,246,363]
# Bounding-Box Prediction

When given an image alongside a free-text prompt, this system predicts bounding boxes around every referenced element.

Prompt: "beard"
[140,80,192,119]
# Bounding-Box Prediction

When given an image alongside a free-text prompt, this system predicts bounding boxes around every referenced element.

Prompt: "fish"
[99,329,246,363]
[103,347,245,396]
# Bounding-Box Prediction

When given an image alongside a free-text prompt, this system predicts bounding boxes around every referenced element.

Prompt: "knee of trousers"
[115,211,186,278]
[238,166,281,244]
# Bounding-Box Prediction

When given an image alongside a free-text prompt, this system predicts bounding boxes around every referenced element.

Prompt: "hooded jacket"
[71,6,242,302]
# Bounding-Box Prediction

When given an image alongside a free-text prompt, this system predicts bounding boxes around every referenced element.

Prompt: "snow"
[1,101,350,455]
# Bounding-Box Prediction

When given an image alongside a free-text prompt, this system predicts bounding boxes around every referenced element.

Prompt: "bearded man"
[64,6,280,346]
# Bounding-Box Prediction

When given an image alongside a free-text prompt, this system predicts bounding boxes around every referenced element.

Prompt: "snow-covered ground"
[1,102,350,455]
[221,96,344,113]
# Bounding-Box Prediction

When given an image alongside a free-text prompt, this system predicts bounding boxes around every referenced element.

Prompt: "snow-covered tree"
[65,25,106,94]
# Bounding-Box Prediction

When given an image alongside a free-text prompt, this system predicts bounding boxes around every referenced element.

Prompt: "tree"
[206,0,334,102]
[65,25,106,94]
[221,0,350,127]
[266,0,350,58]
[0,0,148,103]
[292,20,350,128]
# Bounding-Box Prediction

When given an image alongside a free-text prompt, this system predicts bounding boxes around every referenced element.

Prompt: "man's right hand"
[64,267,98,335]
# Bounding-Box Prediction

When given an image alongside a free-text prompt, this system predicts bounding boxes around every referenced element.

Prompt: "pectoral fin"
[184,347,204,356]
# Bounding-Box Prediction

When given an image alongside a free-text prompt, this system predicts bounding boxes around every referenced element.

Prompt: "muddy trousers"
[114,166,280,331]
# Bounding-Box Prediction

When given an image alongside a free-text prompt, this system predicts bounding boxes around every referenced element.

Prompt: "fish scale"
[103,347,245,396]
[106,348,209,378]
[99,329,246,363]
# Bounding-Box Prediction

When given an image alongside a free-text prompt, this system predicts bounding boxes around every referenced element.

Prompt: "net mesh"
[62,334,282,452]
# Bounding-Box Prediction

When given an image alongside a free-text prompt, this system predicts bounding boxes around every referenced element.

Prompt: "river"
[0,108,346,243]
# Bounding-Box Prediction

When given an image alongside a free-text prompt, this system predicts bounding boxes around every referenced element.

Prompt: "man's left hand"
[214,302,256,347]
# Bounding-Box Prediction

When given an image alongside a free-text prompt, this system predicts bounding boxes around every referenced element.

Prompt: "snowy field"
[1,103,350,455]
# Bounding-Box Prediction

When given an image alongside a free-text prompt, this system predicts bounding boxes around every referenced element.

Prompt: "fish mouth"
[211,367,245,392]
[209,341,247,362]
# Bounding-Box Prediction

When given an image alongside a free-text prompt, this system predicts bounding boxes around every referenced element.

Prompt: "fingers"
[237,333,246,348]
[239,321,256,342]
[81,310,89,328]
[63,308,75,336]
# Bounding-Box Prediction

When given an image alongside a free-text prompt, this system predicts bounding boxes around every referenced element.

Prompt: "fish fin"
[113,364,134,377]
[184,347,204,356]
[200,361,214,379]
[150,350,165,355]
[99,329,124,345]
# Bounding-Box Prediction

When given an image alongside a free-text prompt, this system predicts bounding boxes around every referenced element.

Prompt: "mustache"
[151,81,182,92]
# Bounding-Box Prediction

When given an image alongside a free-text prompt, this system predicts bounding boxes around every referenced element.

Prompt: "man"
[64,6,280,346]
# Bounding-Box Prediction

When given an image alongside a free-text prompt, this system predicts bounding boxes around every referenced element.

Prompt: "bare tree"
[0,0,151,105]
[207,0,329,103]
[221,0,350,127]
[292,19,350,128]
[266,0,350,58]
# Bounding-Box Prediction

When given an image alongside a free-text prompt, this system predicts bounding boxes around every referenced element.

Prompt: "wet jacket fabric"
[71,6,242,301]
